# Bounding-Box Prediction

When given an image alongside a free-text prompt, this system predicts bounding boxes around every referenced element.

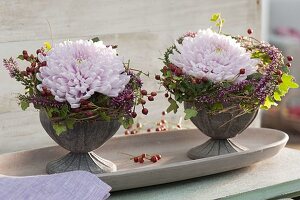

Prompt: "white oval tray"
[0,128,288,191]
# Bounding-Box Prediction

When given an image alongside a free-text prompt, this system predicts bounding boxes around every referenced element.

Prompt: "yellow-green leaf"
[273,91,282,101]
[261,96,277,110]
[210,13,220,22]
[184,108,198,120]
[282,74,299,88]
[20,100,29,110]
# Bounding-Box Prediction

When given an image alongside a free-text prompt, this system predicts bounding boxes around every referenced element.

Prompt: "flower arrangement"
[3,38,152,135]
[157,14,299,119]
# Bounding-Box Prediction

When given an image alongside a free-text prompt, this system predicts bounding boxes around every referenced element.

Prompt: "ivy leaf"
[247,72,262,80]
[281,73,299,89]
[53,123,67,136]
[98,111,111,121]
[65,118,76,129]
[184,107,198,120]
[261,96,277,110]
[273,91,282,101]
[91,37,100,43]
[167,98,179,113]
[120,117,134,129]
[59,105,69,118]
[17,55,24,60]
[46,108,55,118]
[211,102,223,111]
[20,100,29,110]
[281,65,289,74]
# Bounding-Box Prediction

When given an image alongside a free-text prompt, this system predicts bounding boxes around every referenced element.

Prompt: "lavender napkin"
[0,171,111,200]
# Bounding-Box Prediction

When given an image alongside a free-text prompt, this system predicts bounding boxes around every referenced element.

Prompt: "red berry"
[41,61,47,66]
[23,54,29,60]
[36,49,42,54]
[177,124,182,128]
[162,66,168,73]
[287,56,293,62]
[196,78,202,84]
[286,63,292,67]
[131,112,137,118]
[202,77,209,83]
[161,119,167,124]
[151,91,157,96]
[141,153,146,158]
[133,157,139,163]
[162,111,166,116]
[142,108,148,115]
[175,68,183,76]
[147,128,151,132]
[169,64,176,72]
[136,123,142,128]
[247,28,253,35]
[276,70,282,76]
[22,50,28,55]
[151,156,158,163]
[156,154,162,160]
[239,68,246,74]
[26,67,31,73]
[130,130,137,135]
[148,96,154,101]
[156,127,161,132]
[125,130,130,135]
[80,99,89,105]
[141,90,147,95]
[140,99,146,105]
[164,93,169,98]
[21,71,27,76]
[138,157,144,163]
[155,75,161,80]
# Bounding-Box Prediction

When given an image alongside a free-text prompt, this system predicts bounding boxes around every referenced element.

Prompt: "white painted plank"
[0,0,261,42]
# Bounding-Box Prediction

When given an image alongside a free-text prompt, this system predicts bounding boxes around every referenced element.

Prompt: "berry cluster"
[124,110,183,135]
[19,49,45,77]
[131,153,162,164]
[131,89,157,117]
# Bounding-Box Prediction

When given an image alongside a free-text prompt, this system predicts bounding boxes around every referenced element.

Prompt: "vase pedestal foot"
[187,139,247,159]
[46,151,117,174]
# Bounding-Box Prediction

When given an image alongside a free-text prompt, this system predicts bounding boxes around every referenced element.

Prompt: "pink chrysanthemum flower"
[170,29,259,83]
[36,40,130,108]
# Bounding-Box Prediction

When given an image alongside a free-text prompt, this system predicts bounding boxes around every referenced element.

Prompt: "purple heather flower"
[36,40,130,108]
[3,58,19,77]
[170,29,259,83]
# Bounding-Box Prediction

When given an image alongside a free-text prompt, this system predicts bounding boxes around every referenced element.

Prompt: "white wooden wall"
[0,0,261,153]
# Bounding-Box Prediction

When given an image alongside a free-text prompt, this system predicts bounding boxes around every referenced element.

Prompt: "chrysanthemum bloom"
[36,40,130,108]
[170,29,259,83]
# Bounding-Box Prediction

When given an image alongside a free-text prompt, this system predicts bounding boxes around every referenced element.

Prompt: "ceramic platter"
[0,128,288,191]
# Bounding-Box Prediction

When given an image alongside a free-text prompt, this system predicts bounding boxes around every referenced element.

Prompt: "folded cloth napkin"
[0,171,111,200]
